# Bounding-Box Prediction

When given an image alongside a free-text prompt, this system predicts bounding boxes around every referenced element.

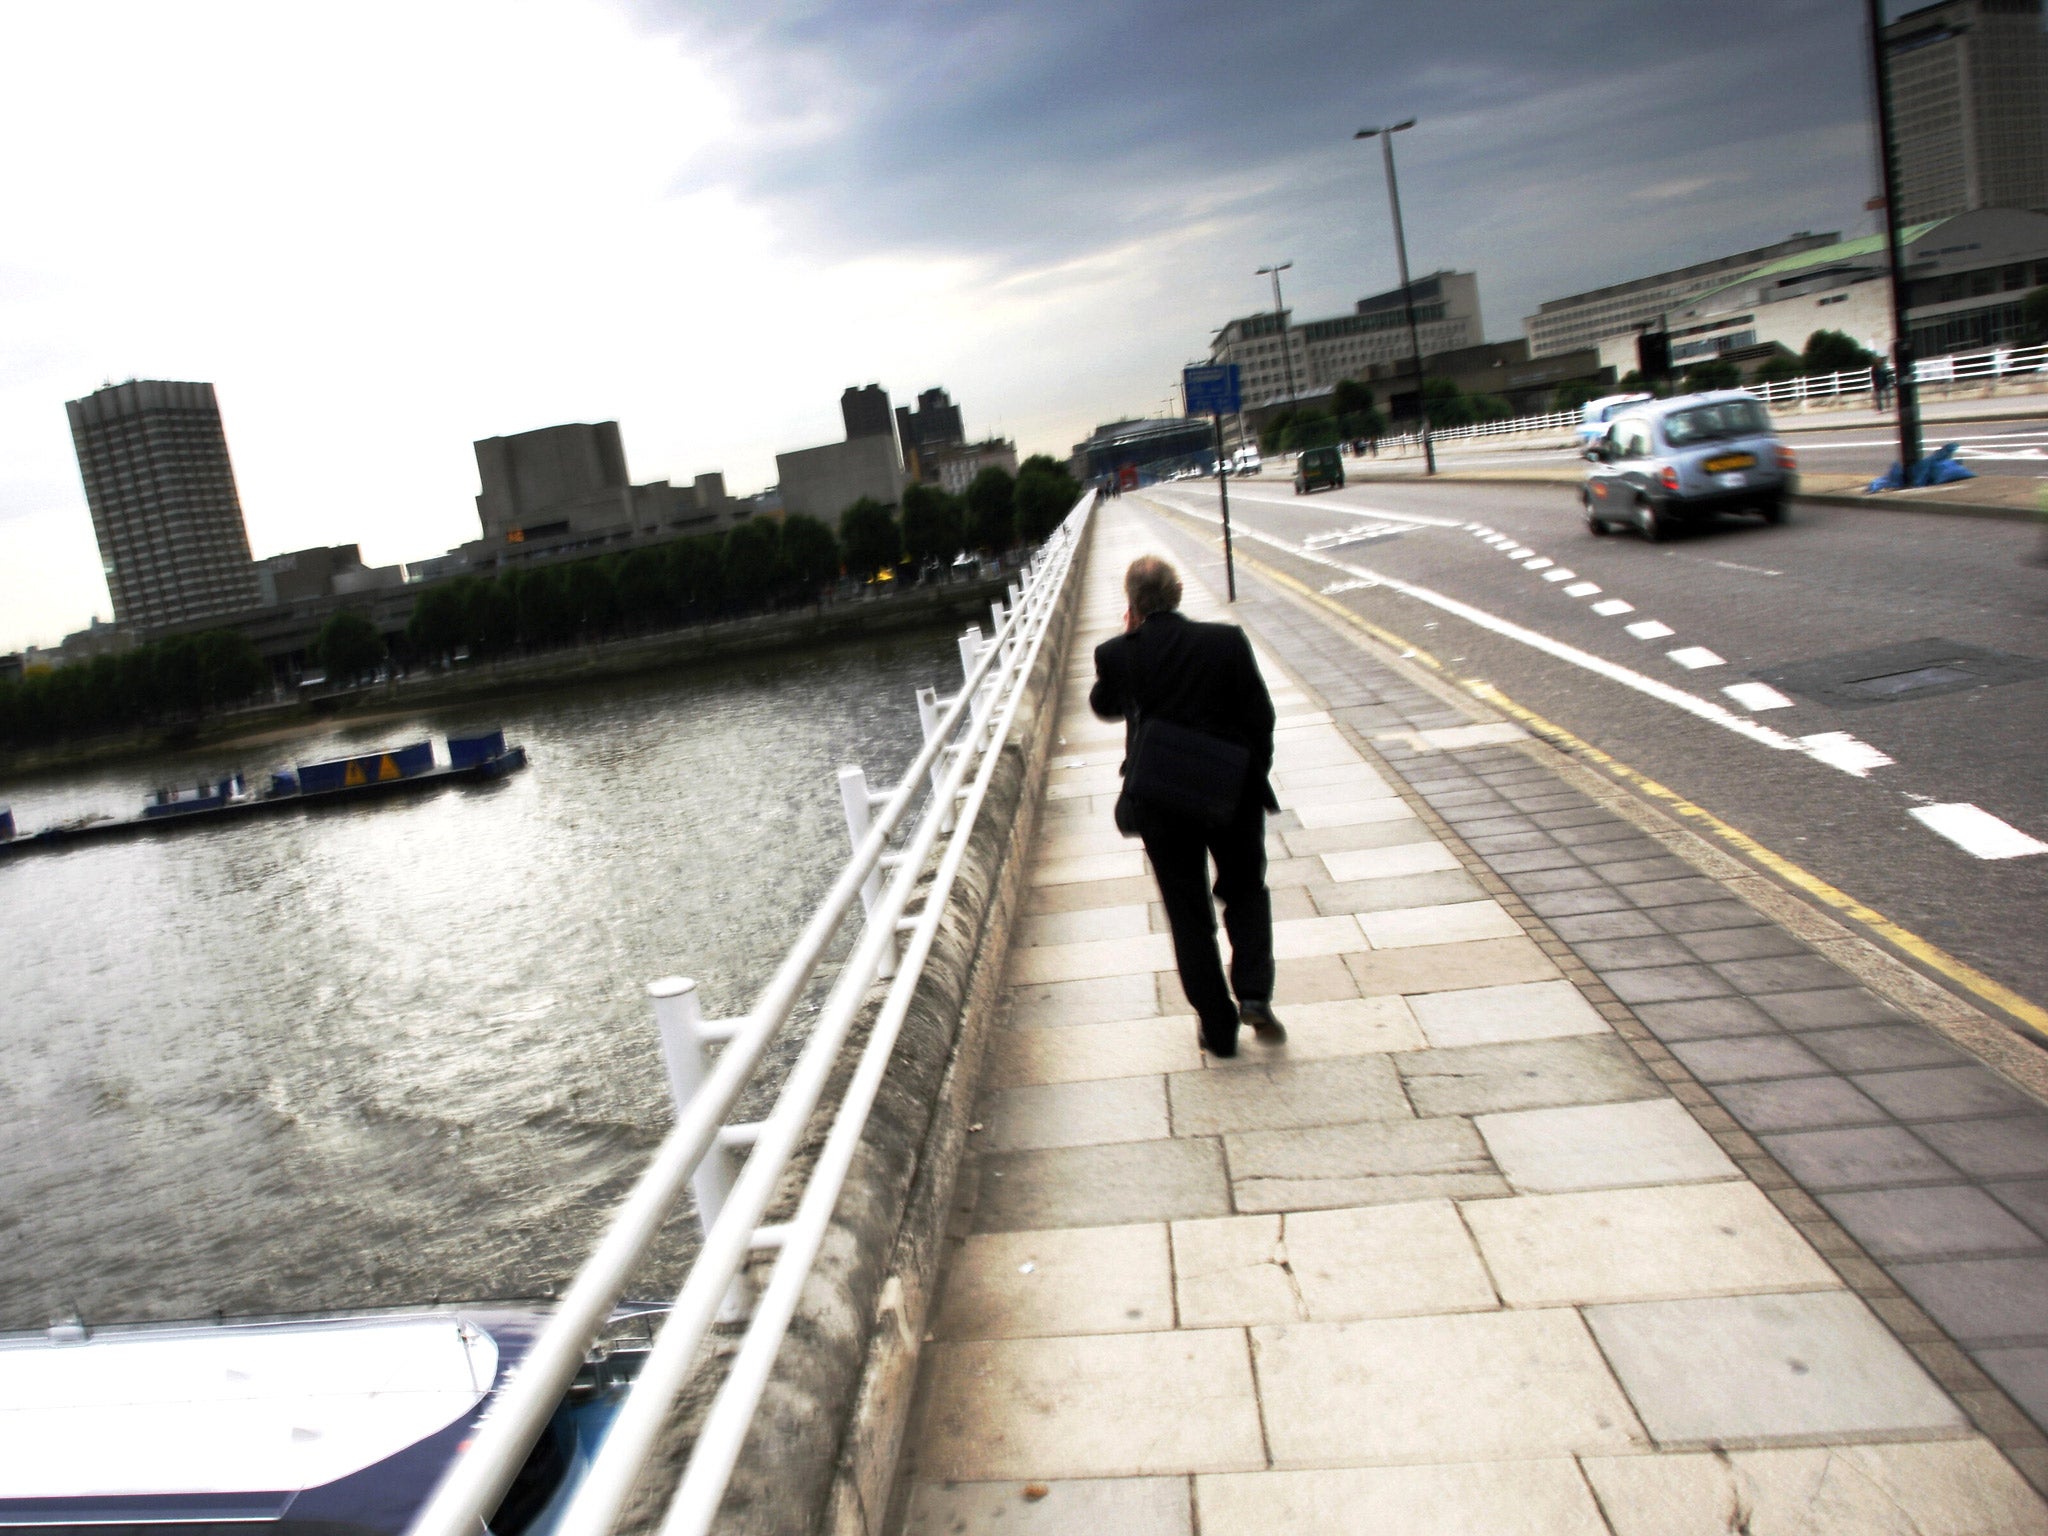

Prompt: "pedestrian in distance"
[1090,555,1284,1058]
[1873,358,1894,411]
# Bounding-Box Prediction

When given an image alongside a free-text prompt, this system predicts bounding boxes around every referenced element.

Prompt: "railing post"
[959,627,990,730]
[837,765,898,979]
[649,977,752,1323]
[915,685,954,834]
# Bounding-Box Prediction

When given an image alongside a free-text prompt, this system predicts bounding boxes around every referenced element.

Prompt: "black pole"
[1378,130,1436,475]
[1866,0,1923,470]
[1214,412,1237,601]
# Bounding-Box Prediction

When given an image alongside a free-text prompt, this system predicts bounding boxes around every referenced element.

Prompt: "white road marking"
[1564,581,1602,597]
[1508,546,1535,558]
[1524,557,1555,570]
[1722,682,1795,711]
[1667,646,1725,669]
[1148,497,1897,780]
[1711,559,1784,577]
[1625,620,1675,640]
[1910,804,2048,859]
[1543,569,1576,582]
[1798,732,1895,777]
[1591,599,1636,616]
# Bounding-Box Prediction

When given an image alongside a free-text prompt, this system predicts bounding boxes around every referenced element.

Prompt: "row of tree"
[0,629,270,753]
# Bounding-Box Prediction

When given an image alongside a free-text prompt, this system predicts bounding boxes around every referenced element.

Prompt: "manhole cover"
[1757,639,2048,710]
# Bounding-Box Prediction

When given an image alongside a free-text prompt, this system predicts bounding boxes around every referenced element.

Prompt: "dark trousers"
[1140,797,1274,1052]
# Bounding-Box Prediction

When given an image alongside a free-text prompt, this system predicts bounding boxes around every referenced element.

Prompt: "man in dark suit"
[1089,555,1283,1058]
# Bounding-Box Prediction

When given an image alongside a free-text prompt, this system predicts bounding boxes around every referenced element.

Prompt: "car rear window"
[1662,400,1770,445]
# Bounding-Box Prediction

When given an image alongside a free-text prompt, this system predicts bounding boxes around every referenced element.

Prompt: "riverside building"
[65,379,262,634]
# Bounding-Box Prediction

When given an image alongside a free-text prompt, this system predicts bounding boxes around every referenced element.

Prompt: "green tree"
[314,609,385,685]
[1015,462,1081,542]
[1801,329,1878,375]
[1681,358,1743,391]
[780,513,842,590]
[901,483,963,566]
[1551,379,1607,412]
[1331,379,1385,440]
[1257,407,1297,455]
[565,558,620,637]
[1750,348,1806,386]
[196,630,268,708]
[615,547,675,629]
[965,466,1016,551]
[670,534,727,612]
[1283,412,1341,451]
[723,518,781,606]
[837,498,900,577]
[408,579,471,661]
[1422,377,1476,429]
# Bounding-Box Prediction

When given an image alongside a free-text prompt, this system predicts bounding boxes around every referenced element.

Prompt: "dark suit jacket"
[1089,610,1279,811]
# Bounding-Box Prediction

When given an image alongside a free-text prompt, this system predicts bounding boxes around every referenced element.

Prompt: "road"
[1134,473,2048,1034]
[1360,410,2048,482]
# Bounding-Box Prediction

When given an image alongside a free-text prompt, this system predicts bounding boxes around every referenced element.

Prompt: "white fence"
[1407,341,2048,447]
[407,497,1093,1536]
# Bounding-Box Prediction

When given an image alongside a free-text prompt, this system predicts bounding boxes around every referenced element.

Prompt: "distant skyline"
[1,1,1889,653]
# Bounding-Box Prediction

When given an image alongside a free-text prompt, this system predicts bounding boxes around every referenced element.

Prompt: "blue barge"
[0,730,526,859]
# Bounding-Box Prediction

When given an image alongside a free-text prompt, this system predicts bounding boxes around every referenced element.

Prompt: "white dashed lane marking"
[1723,682,1795,712]
[1543,569,1576,583]
[1564,582,1602,597]
[1910,804,2048,860]
[1667,646,1725,670]
[1591,599,1636,617]
[1625,620,1675,640]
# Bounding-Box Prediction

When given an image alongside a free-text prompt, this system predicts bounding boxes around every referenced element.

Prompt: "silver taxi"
[1582,391,1796,541]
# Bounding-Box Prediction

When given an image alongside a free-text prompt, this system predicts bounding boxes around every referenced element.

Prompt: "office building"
[896,387,967,480]
[66,379,261,633]
[1602,207,2048,375]
[1210,273,1484,408]
[1522,235,1840,357]
[841,384,894,440]
[930,439,1017,497]
[1887,0,2048,224]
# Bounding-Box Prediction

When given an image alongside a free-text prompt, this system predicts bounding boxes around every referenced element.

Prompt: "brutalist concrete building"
[65,379,261,634]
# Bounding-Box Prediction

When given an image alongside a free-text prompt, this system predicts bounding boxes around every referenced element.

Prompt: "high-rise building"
[66,379,261,633]
[1521,235,1840,357]
[840,384,894,440]
[1887,0,2048,224]
[895,387,968,481]
[473,421,636,543]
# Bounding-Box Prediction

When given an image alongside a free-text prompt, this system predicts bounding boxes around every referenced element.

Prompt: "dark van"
[1294,446,1345,494]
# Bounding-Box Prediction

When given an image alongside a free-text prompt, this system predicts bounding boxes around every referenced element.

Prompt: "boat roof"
[0,1313,499,1501]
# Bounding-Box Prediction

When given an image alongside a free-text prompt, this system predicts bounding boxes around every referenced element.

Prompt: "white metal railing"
[407,495,1094,1536]
[1367,340,2048,450]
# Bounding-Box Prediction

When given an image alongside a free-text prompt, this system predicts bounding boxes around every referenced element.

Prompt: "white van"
[1231,445,1263,476]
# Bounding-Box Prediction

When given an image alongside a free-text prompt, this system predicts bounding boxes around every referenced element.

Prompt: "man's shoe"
[1240,1000,1287,1043]
[1200,1025,1239,1059]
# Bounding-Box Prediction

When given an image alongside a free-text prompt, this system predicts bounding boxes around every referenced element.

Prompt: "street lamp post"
[1355,120,1436,476]
[1256,262,1299,407]
[1865,0,1923,472]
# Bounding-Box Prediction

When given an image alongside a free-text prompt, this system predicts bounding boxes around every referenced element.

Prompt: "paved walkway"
[891,498,2048,1534]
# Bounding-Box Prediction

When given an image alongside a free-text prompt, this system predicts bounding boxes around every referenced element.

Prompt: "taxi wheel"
[1760,497,1786,525]
[1583,491,1610,535]
[1637,495,1668,543]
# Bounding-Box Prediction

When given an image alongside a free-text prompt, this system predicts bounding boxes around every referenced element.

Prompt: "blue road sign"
[1182,363,1241,416]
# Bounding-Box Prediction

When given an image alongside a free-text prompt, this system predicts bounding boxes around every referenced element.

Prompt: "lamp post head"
[1256,262,1292,276]
[1354,119,1416,139]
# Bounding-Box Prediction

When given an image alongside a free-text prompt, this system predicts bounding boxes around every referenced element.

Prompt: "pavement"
[888,496,2048,1534]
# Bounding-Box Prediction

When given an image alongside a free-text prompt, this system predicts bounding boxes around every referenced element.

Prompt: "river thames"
[0,630,958,1331]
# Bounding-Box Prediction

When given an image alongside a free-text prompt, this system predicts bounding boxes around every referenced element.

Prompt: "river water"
[0,631,958,1331]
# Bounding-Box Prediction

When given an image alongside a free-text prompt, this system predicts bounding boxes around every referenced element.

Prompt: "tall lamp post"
[1865,0,1922,471]
[1256,262,1299,407]
[1355,120,1436,476]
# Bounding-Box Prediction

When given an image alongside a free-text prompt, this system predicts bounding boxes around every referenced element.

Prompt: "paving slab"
[1400,1033,1662,1118]
[1015,902,1152,949]
[1892,1255,2048,1344]
[1171,1200,1498,1327]
[1195,1462,1610,1536]
[978,1074,1169,1151]
[1319,841,1461,883]
[1167,1054,1411,1137]
[982,1015,1203,1089]
[1407,978,1610,1049]
[1199,994,1422,1061]
[1226,1115,1507,1213]
[1476,1096,1739,1193]
[910,1329,1265,1480]
[1008,970,1161,1029]
[1252,1310,1650,1464]
[901,1477,1191,1536]
[932,1223,1174,1341]
[1817,1184,2043,1261]
[972,1137,1233,1232]
[1006,931,1177,986]
[1355,899,1523,949]
[1466,1182,1840,1306]
[1583,1440,2048,1536]
[1584,1291,1968,1446]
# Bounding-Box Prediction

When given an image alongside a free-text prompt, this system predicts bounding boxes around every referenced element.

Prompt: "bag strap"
[1123,621,1149,725]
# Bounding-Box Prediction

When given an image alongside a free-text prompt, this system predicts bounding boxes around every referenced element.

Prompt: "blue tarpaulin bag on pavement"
[1867,443,1975,493]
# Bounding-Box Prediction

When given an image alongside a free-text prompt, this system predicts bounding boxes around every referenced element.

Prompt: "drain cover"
[1757,639,2048,710]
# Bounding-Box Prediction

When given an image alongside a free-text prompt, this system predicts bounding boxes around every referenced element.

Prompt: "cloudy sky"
[0,0,1882,653]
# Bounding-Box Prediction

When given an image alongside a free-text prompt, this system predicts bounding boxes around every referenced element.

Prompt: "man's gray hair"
[1124,556,1183,618]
